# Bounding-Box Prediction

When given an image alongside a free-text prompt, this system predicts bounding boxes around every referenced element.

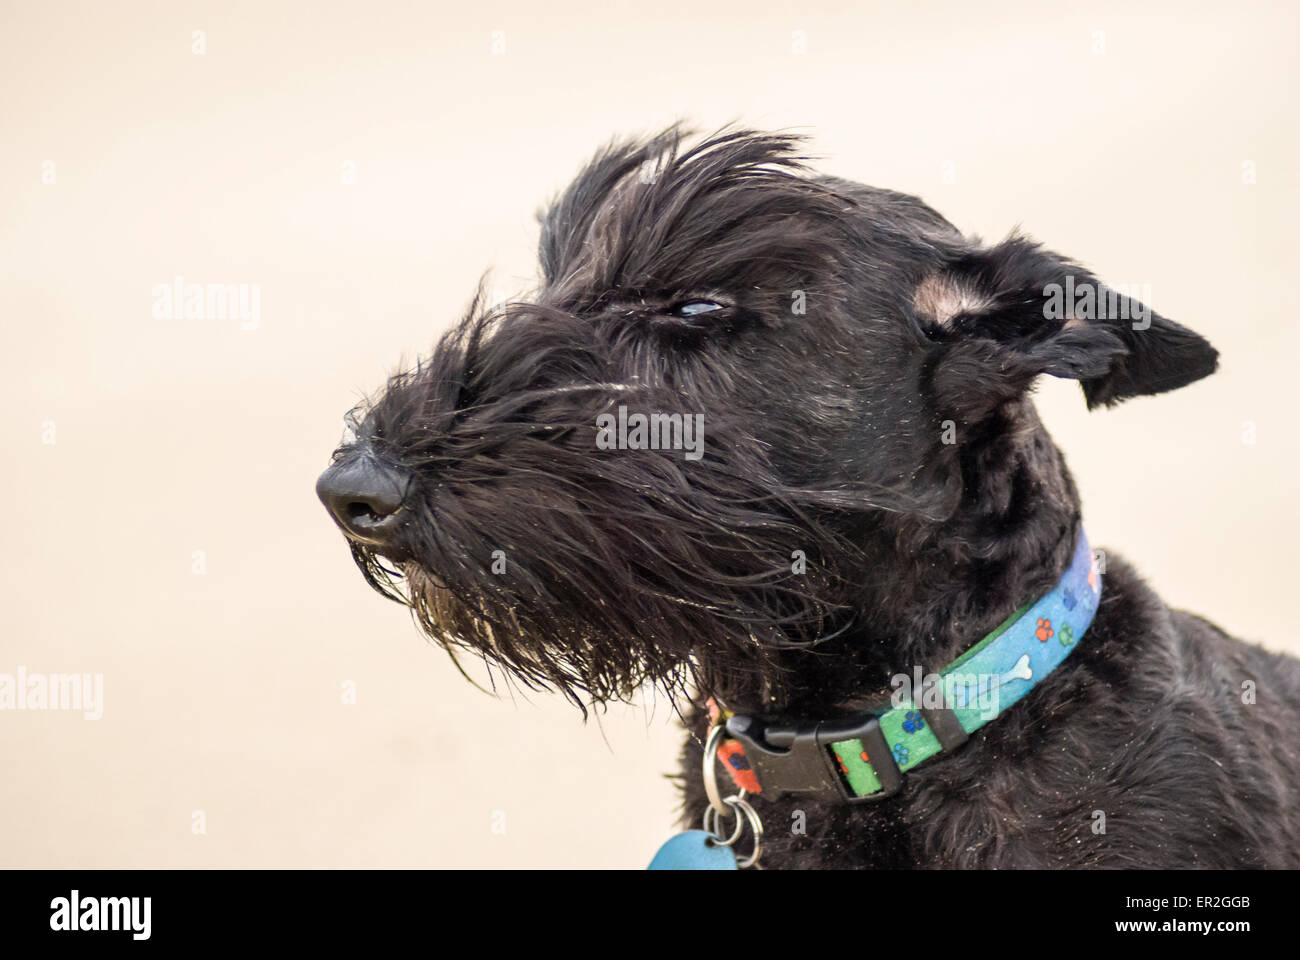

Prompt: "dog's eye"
[671,300,725,319]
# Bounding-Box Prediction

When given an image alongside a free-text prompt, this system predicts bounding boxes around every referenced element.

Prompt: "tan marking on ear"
[914,273,993,326]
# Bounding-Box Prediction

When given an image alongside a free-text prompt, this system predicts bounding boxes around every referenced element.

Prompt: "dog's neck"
[720,402,1081,718]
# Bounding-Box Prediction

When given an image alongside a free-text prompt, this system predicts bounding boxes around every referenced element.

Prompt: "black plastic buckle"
[724,713,903,802]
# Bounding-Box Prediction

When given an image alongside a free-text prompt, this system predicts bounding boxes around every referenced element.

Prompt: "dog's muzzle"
[316,449,411,548]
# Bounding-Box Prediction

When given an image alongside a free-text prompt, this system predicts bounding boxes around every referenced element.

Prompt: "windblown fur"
[324,127,1300,867]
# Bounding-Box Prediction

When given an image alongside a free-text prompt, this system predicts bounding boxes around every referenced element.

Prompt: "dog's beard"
[338,304,880,708]
[346,450,858,709]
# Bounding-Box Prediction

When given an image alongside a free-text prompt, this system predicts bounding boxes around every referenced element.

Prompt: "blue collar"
[716,530,1102,801]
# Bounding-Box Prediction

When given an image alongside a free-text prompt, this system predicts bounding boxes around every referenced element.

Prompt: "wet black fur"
[327,128,1300,868]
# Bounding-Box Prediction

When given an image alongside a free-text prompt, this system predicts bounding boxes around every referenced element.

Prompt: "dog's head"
[317,128,1217,708]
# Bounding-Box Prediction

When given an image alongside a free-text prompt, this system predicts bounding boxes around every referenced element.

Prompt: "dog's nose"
[316,453,410,545]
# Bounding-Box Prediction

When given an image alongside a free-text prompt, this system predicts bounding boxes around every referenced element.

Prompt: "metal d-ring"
[701,721,765,868]
[702,723,729,816]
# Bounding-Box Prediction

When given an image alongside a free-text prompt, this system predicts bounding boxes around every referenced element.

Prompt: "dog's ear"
[919,235,1218,419]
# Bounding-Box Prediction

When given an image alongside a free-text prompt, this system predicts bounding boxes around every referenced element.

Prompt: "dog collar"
[712,530,1101,802]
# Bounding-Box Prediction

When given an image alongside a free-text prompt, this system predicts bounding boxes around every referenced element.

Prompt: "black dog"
[317,129,1300,868]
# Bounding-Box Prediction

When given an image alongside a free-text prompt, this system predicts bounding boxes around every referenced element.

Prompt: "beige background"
[1,0,1296,868]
